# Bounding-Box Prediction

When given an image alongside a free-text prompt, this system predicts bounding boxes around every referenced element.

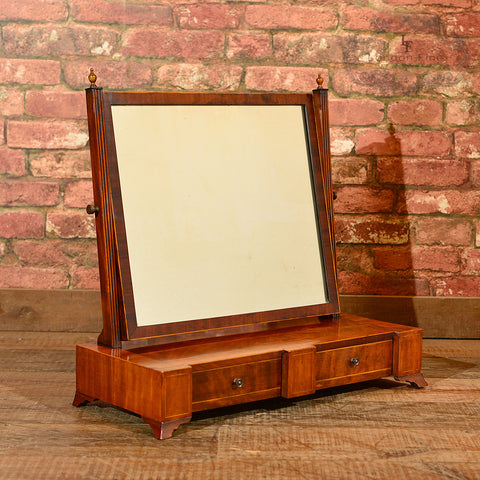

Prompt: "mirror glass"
[111,104,327,327]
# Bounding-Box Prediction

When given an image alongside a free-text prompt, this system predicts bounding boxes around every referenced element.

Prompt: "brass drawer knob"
[86,204,99,215]
[350,357,360,366]
[232,378,243,388]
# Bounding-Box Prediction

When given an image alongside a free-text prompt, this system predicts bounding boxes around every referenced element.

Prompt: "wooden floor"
[0,332,479,480]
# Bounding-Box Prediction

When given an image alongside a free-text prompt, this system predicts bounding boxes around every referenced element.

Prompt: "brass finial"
[88,68,97,88]
[316,73,324,89]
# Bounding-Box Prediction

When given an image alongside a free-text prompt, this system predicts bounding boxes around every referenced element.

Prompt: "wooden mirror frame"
[86,80,339,348]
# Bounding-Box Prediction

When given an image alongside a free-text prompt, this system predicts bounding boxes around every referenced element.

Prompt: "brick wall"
[0,0,479,296]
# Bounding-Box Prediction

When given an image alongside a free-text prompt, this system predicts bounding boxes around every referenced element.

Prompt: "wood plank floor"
[0,332,479,480]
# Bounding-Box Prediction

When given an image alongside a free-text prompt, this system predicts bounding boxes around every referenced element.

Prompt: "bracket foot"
[395,373,427,388]
[73,391,96,407]
[142,416,192,440]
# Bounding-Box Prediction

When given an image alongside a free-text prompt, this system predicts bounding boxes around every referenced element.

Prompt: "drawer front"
[316,340,392,388]
[192,358,281,407]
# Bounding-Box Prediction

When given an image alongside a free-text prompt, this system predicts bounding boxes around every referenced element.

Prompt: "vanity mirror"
[74,72,426,439]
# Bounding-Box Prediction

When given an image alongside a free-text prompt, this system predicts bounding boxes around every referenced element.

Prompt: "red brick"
[471,160,480,187]
[46,212,96,239]
[333,69,417,97]
[4,25,118,58]
[7,120,88,149]
[444,13,480,37]
[0,212,44,239]
[343,6,439,34]
[0,181,59,207]
[29,150,92,179]
[329,99,384,126]
[332,157,369,185]
[335,215,409,244]
[0,266,68,289]
[227,34,271,60]
[377,158,469,187]
[390,37,478,68]
[72,266,101,289]
[156,64,242,91]
[465,249,480,274]
[0,241,5,258]
[0,59,60,85]
[176,4,242,29]
[0,147,26,176]
[274,33,386,65]
[455,131,480,159]
[373,246,412,271]
[0,0,67,21]
[356,129,451,157]
[245,67,328,92]
[13,240,98,267]
[414,217,472,246]
[25,90,86,119]
[434,277,480,297]
[334,186,394,214]
[122,29,224,59]
[63,180,94,208]
[399,190,480,215]
[422,71,479,98]
[476,220,480,247]
[336,244,375,274]
[387,100,442,126]
[71,0,172,25]
[64,61,152,90]
[446,100,480,126]
[0,89,23,116]
[330,129,355,156]
[0,119,4,146]
[246,5,337,30]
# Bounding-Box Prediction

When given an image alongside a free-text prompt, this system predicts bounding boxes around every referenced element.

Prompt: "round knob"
[232,378,243,388]
[86,204,99,215]
[350,357,360,366]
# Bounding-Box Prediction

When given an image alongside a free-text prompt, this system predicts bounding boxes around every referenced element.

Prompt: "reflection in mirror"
[111,105,327,327]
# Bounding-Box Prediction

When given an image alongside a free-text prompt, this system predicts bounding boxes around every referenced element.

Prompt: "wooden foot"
[142,416,191,440]
[73,391,96,407]
[395,373,427,388]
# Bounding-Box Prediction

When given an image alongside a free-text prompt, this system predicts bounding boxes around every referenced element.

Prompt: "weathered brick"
[71,0,172,25]
[333,69,417,97]
[336,244,375,275]
[245,67,327,92]
[334,186,394,214]
[335,215,409,244]
[387,100,442,126]
[46,212,96,239]
[0,147,26,176]
[329,99,384,126]
[176,4,243,29]
[372,246,412,271]
[29,150,92,179]
[330,128,355,156]
[0,119,4,146]
[64,61,152,90]
[377,158,469,187]
[0,212,44,239]
[399,190,480,215]
[227,34,271,60]
[422,71,479,98]
[246,5,337,30]
[444,13,480,37]
[13,240,98,267]
[0,59,60,85]
[274,33,386,65]
[63,180,94,208]
[0,181,59,207]
[122,29,224,59]
[7,120,88,150]
[4,25,118,58]
[357,129,451,157]
[332,157,369,185]
[0,89,24,116]
[343,6,439,34]
[156,64,242,91]
[25,90,86,119]
[414,216,472,246]
[434,277,480,297]
[0,266,68,289]
[0,0,67,22]
[446,99,480,126]
[476,220,480,247]
[465,249,480,274]
[471,160,480,187]
[72,266,100,289]
[455,131,480,159]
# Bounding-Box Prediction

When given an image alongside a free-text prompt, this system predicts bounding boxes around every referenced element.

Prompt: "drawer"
[316,340,393,388]
[192,356,281,410]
